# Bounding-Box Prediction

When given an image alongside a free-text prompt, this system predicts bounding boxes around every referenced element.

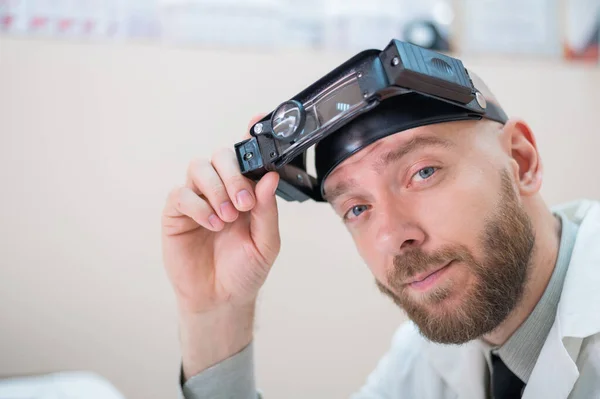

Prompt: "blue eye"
[345,205,369,220]
[352,205,368,216]
[419,167,436,179]
[413,166,437,182]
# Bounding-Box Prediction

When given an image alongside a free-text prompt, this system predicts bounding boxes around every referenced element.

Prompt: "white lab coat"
[352,199,600,399]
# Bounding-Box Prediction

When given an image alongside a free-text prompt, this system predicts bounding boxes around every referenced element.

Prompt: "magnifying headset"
[234,39,508,202]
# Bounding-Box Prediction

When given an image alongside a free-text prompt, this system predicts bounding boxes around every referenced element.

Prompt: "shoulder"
[389,321,427,355]
[552,199,600,226]
[383,321,434,375]
[352,321,460,399]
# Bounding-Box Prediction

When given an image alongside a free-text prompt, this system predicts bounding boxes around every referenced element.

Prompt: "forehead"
[323,121,470,190]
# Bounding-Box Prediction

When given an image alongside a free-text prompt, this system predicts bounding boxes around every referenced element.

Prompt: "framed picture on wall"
[564,0,599,63]
[461,0,561,57]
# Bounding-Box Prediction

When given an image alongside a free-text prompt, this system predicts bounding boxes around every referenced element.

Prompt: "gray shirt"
[180,341,259,399]
[179,212,579,398]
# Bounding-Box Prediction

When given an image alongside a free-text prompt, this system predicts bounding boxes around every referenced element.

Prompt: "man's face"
[323,120,535,344]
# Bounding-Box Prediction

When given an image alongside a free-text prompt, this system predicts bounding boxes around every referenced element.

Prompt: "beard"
[376,169,535,344]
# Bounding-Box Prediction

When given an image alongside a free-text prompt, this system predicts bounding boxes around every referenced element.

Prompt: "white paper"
[565,0,600,53]
[282,0,325,48]
[2,0,455,50]
[462,0,561,56]
[322,0,453,51]
[0,0,17,32]
[157,0,281,47]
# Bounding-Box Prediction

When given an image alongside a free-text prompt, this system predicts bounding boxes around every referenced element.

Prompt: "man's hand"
[161,114,280,380]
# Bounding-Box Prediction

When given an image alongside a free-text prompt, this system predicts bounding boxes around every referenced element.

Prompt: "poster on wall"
[318,0,454,52]
[0,0,455,52]
[0,0,160,38]
[564,0,600,63]
[461,0,561,57]
[157,0,455,52]
[158,0,282,48]
[0,0,24,32]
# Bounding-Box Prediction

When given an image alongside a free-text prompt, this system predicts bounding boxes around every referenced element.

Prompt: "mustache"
[390,246,472,286]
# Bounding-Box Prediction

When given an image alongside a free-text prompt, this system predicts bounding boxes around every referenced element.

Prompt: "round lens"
[271,100,305,141]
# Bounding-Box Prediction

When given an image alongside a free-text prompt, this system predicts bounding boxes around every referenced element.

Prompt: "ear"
[500,119,543,196]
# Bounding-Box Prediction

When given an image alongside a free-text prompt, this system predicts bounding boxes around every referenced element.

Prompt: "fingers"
[167,113,270,234]
[211,148,256,212]
[249,172,281,262]
[185,146,258,225]
[164,186,224,232]
[187,158,240,223]
[243,113,268,139]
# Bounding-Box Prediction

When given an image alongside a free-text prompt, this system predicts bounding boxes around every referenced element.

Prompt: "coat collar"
[524,200,600,399]
[423,200,600,399]
[554,200,600,339]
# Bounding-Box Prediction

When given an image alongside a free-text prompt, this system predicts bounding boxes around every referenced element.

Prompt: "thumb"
[249,172,281,263]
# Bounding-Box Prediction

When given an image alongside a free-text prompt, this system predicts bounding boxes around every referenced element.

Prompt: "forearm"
[178,303,256,381]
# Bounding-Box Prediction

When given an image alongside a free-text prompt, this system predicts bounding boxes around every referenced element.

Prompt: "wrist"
[178,302,256,381]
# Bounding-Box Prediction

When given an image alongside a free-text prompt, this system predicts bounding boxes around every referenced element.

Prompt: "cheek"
[352,232,389,283]
[417,166,499,253]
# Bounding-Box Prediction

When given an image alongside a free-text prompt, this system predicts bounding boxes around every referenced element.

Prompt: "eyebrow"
[323,178,360,203]
[373,135,454,174]
[324,135,454,203]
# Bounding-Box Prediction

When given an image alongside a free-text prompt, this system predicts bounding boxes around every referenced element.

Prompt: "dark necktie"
[491,354,526,399]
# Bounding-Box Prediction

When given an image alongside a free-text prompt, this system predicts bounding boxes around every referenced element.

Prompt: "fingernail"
[220,201,236,219]
[236,190,253,208]
[208,214,222,229]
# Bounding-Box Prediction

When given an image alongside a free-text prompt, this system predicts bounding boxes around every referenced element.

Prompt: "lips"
[404,261,453,286]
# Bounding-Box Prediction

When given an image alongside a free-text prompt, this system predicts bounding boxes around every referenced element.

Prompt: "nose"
[373,205,426,256]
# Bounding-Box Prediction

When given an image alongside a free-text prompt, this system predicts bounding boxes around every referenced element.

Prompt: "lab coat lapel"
[522,321,580,399]
[524,200,600,399]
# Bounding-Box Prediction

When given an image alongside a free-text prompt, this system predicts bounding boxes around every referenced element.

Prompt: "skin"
[162,115,281,379]
[161,77,562,380]
[323,118,561,345]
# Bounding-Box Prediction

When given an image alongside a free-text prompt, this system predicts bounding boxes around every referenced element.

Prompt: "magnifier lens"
[271,100,305,141]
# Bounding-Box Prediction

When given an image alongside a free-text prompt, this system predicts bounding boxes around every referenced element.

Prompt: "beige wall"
[0,37,598,399]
